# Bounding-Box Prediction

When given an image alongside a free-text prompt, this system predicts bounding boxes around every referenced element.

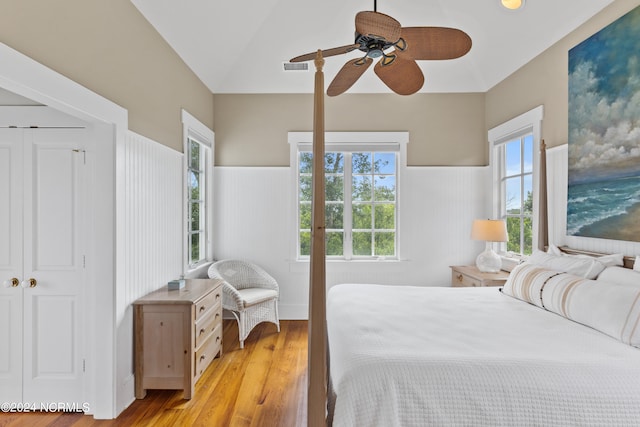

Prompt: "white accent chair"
[208,259,280,349]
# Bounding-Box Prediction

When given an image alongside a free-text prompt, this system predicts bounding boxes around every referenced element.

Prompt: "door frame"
[0,42,127,419]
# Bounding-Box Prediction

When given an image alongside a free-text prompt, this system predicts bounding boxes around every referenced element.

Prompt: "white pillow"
[547,244,623,268]
[635,256,640,273]
[527,250,606,279]
[597,266,640,287]
[547,244,562,256]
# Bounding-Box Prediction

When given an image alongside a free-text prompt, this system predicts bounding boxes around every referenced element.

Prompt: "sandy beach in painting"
[576,202,640,241]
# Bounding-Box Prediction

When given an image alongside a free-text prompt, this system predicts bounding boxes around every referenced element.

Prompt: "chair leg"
[239,311,246,349]
[230,310,245,350]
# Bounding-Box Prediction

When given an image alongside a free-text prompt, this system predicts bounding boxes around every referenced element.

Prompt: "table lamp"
[471,219,508,273]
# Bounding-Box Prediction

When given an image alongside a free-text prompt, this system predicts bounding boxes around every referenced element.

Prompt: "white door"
[0,128,85,404]
[0,128,24,402]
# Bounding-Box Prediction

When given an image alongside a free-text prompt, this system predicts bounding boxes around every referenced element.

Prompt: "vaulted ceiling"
[131,0,615,94]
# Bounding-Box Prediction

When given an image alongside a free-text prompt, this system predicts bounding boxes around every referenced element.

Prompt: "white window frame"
[488,105,543,256]
[182,109,214,272]
[288,131,408,262]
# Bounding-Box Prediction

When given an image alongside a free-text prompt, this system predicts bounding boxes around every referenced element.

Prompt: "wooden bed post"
[308,50,328,427]
[538,139,548,251]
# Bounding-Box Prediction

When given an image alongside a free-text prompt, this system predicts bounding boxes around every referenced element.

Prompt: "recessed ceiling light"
[501,0,525,10]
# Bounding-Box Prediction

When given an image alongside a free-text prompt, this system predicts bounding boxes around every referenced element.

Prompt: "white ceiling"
[131,0,614,94]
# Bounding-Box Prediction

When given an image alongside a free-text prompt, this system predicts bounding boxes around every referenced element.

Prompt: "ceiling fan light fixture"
[501,0,525,10]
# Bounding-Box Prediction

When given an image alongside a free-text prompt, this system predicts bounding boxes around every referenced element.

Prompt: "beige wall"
[486,0,640,148]
[213,92,486,166]
[5,0,633,160]
[0,0,213,151]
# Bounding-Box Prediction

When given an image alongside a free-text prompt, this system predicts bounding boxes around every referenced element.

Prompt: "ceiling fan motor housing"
[355,33,396,58]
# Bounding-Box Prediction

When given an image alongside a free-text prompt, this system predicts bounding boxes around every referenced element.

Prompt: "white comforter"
[327,284,640,427]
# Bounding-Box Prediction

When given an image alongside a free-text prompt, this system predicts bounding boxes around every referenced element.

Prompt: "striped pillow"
[503,263,640,347]
[542,275,640,347]
[502,263,564,307]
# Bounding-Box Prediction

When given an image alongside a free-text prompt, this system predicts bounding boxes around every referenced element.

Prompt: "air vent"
[283,62,309,72]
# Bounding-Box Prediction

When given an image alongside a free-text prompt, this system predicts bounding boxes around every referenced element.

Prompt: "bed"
[300,57,640,426]
[326,253,640,426]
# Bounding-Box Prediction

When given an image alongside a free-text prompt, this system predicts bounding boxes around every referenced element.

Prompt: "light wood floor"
[0,320,308,427]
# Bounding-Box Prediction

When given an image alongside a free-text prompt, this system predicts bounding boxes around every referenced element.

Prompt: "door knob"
[3,278,19,288]
[21,278,37,288]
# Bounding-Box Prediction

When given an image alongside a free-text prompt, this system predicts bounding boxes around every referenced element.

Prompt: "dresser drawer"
[452,271,481,287]
[194,323,222,381]
[195,287,222,321]
[194,300,222,348]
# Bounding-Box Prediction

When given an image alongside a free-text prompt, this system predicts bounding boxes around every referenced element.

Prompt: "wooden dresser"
[134,278,223,399]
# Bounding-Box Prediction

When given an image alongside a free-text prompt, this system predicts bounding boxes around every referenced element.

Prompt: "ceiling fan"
[289,1,472,96]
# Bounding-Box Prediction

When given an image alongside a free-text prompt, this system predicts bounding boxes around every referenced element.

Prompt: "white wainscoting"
[547,144,640,256]
[115,131,183,413]
[214,166,491,319]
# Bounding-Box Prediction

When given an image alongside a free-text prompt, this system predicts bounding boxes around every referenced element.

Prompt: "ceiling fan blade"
[374,53,424,96]
[327,57,373,97]
[289,44,360,63]
[355,11,401,43]
[397,27,472,60]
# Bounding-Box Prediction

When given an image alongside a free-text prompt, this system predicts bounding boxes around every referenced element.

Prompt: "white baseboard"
[116,373,135,418]
[279,303,308,320]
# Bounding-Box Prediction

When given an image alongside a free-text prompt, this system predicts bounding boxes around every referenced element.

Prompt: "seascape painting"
[567,5,640,242]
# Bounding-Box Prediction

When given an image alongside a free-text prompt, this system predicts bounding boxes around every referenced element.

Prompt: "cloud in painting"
[568,8,640,185]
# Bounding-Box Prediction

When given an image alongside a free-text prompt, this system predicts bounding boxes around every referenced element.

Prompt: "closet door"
[0,128,85,403]
[0,128,23,402]
[21,128,86,403]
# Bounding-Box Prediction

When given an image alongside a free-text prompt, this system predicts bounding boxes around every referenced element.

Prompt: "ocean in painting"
[567,175,640,239]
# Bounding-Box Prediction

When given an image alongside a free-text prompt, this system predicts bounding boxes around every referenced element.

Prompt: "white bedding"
[327,284,640,427]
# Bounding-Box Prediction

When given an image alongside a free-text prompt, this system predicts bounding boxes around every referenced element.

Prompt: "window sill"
[183,260,214,279]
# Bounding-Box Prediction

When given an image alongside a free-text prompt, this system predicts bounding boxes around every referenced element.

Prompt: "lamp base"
[476,244,502,273]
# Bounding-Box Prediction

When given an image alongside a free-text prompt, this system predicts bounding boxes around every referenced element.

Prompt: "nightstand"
[450,265,509,287]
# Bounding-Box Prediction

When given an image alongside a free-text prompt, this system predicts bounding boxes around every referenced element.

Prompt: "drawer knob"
[216,336,220,342]
[200,354,206,362]
[199,328,205,336]
[456,274,463,282]
[199,306,206,312]
[215,293,221,299]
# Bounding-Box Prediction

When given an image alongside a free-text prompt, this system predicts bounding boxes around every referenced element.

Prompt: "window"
[182,110,214,270]
[290,132,407,261]
[488,106,543,256]
[187,137,208,265]
[496,133,533,254]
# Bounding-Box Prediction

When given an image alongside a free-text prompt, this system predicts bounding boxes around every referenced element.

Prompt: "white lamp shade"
[471,219,508,242]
